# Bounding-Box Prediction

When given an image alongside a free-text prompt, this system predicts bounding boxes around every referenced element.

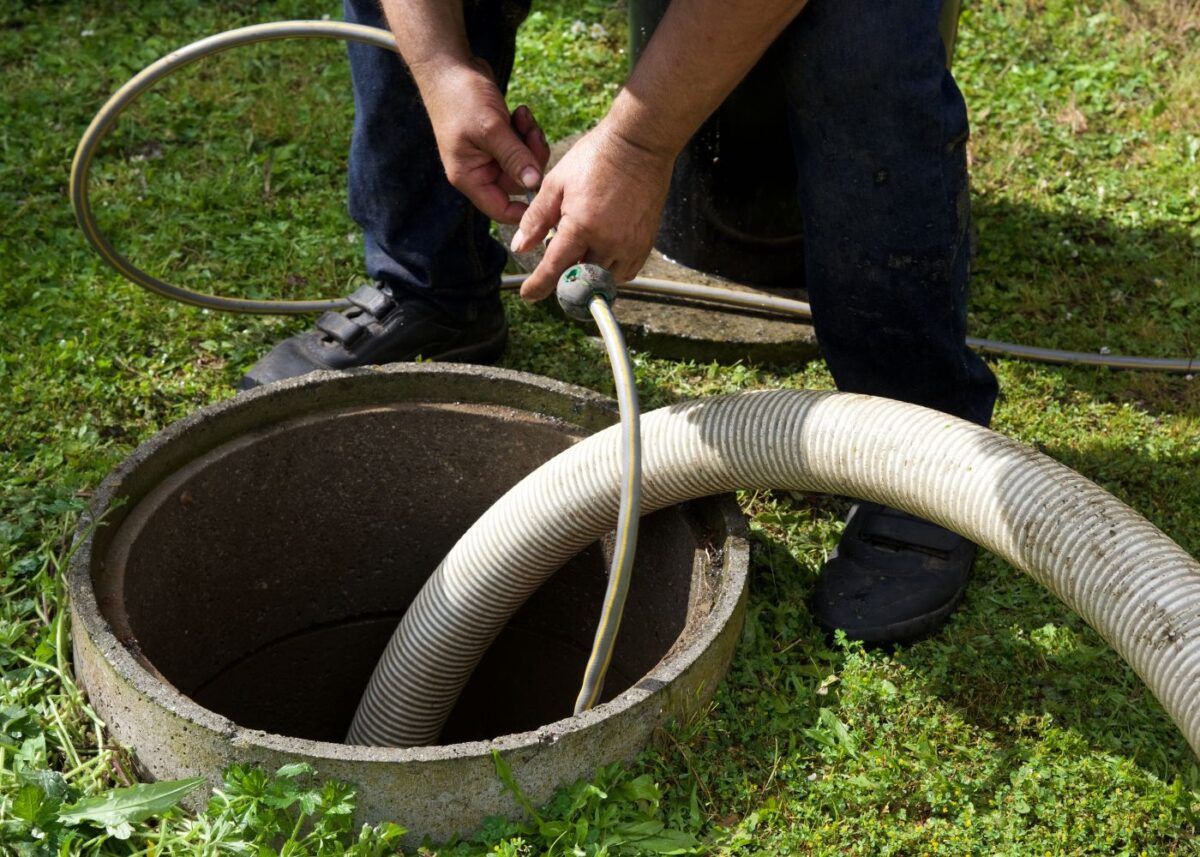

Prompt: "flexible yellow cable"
[501,276,1197,374]
[574,293,642,714]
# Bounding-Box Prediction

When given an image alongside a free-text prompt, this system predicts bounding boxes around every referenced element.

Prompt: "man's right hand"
[419,59,550,225]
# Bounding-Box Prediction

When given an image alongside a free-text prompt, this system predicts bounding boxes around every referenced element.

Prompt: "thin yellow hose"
[574,294,642,714]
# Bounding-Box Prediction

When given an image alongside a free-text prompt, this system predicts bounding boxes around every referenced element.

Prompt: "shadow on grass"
[970,195,1198,340]
[903,432,1200,786]
[969,194,1198,411]
[909,577,1200,786]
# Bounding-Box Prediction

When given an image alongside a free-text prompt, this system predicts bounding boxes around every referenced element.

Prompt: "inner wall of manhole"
[97,402,714,745]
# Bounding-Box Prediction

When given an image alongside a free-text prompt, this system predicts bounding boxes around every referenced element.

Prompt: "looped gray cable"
[502,276,1198,375]
[73,20,1195,373]
[70,21,396,314]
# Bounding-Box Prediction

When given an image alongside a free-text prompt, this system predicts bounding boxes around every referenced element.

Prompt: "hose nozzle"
[557,264,617,322]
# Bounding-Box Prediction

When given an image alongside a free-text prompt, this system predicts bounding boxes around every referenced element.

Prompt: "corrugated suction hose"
[347,389,1200,756]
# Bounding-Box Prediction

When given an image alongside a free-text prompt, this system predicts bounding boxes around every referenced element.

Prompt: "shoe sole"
[428,324,507,365]
[816,584,968,647]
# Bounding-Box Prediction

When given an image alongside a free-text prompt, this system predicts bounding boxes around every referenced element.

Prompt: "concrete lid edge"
[69,364,750,766]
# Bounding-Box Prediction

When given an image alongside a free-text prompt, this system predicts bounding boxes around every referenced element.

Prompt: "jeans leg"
[776,0,997,426]
[344,0,531,311]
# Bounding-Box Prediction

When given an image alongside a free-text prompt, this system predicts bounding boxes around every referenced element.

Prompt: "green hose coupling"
[557,264,617,322]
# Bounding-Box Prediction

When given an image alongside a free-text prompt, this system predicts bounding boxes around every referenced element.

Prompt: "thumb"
[482,119,543,191]
[512,181,563,253]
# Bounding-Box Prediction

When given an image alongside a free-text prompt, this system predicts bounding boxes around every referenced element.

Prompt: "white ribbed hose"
[347,390,1200,755]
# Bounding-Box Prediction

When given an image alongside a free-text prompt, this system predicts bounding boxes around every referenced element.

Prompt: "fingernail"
[510,229,525,252]
[520,167,540,189]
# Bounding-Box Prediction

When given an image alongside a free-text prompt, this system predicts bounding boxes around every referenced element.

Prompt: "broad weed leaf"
[57,776,205,835]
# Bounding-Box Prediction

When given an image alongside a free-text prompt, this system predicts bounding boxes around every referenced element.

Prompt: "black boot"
[811,502,975,645]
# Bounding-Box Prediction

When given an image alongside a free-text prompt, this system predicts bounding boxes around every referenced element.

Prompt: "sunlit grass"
[1,0,1197,852]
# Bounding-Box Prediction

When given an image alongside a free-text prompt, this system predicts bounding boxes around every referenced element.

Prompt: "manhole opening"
[96,402,715,745]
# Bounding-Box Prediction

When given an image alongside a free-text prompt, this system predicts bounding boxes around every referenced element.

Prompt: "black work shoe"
[238,283,508,390]
[811,502,975,645]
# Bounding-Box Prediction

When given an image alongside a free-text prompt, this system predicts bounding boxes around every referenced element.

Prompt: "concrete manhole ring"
[69,363,750,842]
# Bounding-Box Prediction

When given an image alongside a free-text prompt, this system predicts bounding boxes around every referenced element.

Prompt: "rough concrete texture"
[500,135,819,366]
[69,364,749,844]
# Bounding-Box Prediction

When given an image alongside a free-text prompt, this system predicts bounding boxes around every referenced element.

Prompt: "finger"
[612,254,646,284]
[512,104,534,135]
[526,123,551,170]
[520,224,588,301]
[481,113,543,191]
[511,182,563,253]
[464,178,529,225]
[583,251,619,273]
[513,105,551,169]
[497,172,526,195]
[458,148,518,198]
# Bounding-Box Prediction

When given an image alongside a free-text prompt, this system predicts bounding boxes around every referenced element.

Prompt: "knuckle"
[477,113,508,139]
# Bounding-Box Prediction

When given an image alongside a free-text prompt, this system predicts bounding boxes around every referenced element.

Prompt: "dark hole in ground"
[98,402,714,744]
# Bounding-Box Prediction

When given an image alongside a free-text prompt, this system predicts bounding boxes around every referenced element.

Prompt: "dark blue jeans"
[344,0,998,426]
[344,0,531,313]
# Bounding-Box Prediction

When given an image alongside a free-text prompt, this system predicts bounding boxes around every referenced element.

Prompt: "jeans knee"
[778,0,957,130]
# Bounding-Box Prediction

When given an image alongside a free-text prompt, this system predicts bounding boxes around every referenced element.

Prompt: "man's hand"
[507,0,806,302]
[511,121,674,301]
[381,0,804,299]
[421,59,551,224]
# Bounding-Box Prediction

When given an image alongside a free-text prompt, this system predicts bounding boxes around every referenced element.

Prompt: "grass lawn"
[2,0,1199,853]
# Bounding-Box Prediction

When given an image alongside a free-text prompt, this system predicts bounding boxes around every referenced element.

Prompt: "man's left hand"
[511,120,674,301]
